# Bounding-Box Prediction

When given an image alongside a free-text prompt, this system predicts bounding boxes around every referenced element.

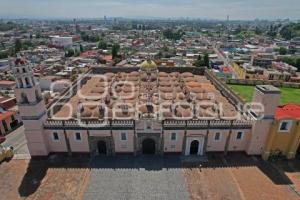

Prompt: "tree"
[0,51,8,59]
[296,58,300,71]
[70,74,78,82]
[98,40,107,50]
[278,56,300,71]
[279,47,287,55]
[7,75,15,81]
[65,49,75,57]
[112,43,120,59]
[203,53,209,67]
[80,44,83,52]
[193,55,204,67]
[163,29,184,40]
[15,39,22,52]
[157,51,163,58]
[36,33,42,38]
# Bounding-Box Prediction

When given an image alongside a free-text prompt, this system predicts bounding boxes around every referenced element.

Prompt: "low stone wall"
[205,70,246,109]
[226,79,300,89]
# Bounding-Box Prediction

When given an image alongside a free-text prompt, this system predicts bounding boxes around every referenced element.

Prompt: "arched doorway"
[142,138,156,154]
[97,141,107,155]
[190,140,199,155]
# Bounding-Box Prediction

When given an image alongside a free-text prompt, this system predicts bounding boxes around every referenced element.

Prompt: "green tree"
[65,49,75,57]
[70,74,78,82]
[98,40,107,49]
[112,43,120,59]
[193,55,204,67]
[163,29,184,40]
[80,44,84,52]
[7,75,15,81]
[279,47,287,55]
[296,58,300,71]
[0,51,8,59]
[203,53,209,67]
[15,39,22,52]
[157,51,163,58]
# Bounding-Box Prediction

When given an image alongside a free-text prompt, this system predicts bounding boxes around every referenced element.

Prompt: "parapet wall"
[91,66,206,75]
[205,70,246,109]
[226,79,300,89]
[44,119,252,130]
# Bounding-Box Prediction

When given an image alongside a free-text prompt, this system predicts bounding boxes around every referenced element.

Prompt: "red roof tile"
[275,103,300,120]
[0,111,13,121]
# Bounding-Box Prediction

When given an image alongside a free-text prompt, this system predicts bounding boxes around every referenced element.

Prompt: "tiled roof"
[0,111,13,121]
[275,103,300,120]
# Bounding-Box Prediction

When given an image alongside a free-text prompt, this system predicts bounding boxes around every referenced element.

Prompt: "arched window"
[25,77,30,86]
[21,93,29,104]
[18,78,23,88]
[22,68,26,73]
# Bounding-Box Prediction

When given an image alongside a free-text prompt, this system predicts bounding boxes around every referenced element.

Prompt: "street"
[2,126,29,156]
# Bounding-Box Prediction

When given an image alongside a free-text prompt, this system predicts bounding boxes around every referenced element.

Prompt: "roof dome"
[140,59,157,69]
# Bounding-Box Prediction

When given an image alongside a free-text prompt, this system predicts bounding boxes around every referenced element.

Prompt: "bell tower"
[246,85,280,155]
[13,58,49,156]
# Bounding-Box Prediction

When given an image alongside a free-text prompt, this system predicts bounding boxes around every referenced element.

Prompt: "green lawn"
[228,84,300,105]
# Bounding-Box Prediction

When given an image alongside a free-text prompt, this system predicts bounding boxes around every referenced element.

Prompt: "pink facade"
[67,130,90,152]
[112,130,134,153]
[228,129,251,151]
[45,130,67,152]
[206,129,228,152]
[163,130,184,153]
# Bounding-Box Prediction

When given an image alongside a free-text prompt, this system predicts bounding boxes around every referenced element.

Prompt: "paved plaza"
[1,153,300,200]
[84,156,189,200]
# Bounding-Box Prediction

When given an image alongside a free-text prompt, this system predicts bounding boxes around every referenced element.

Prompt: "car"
[0,136,5,144]
[0,145,14,163]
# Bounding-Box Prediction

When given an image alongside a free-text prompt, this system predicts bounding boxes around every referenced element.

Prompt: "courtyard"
[0,153,299,200]
[228,84,300,105]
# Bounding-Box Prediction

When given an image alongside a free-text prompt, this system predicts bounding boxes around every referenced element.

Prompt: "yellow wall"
[262,119,300,160]
[232,63,246,79]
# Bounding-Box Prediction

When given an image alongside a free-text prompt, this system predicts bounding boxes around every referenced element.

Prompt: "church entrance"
[97,140,107,155]
[142,138,156,154]
[190,140,199,155]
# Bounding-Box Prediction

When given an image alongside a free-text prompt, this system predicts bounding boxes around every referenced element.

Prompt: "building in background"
[50,36,73,48]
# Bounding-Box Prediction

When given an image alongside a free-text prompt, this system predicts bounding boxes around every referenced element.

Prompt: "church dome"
[140,59,157,69]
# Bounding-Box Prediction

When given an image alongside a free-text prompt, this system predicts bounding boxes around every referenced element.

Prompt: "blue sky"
[0,0,299,20]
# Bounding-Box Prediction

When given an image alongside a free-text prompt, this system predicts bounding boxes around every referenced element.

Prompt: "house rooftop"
[275,103,300,120]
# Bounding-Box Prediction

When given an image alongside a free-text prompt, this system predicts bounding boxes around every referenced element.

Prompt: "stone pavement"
[84,155,189,200]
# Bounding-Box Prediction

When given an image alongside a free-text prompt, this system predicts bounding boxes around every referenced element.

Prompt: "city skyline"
[0,0,299,20]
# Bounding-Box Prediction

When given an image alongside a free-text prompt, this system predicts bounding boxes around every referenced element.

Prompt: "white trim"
[214,132,222,141]
[52,132,60,141]
[278,120,293,133]
[74,132,82,142]
[120,132,127,141]
[236,131,244,140]
[185,137,205,156]
[170,132,177,141]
